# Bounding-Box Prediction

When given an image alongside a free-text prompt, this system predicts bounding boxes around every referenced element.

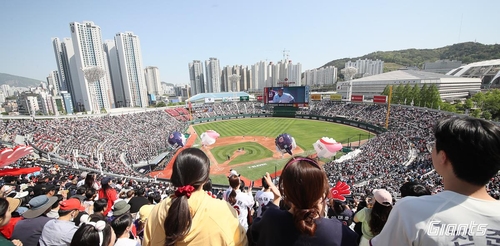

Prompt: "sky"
[1,0,499,85]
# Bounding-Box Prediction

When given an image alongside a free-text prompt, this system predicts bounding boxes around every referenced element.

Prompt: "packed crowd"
[0,110,188,177]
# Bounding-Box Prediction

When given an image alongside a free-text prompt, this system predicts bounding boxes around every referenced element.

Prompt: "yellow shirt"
[142,190,248,246]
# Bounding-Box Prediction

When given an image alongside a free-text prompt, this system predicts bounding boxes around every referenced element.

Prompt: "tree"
[410,84,421,106]
[156,101,166,107]
[393,84,404,104]
[464,99,474,109]
[402,84,412,105]
[482,111,492,120]
[427,84,441,109]
[471,109,481,118]
[419,84,429,107]
[471,92,486,109]
[440,102,457,113]
[381,85,391,96]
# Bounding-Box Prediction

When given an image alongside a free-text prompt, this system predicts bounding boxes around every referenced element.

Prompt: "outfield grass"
[192,118,374,185]
[193,118,372,151]
[210,142,273,165]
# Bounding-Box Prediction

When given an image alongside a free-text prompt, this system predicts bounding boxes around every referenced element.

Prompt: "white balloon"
[201,133,216,146]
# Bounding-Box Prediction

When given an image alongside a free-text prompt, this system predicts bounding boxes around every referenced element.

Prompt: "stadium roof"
[187,92,251,102]
[446,59,500,85]
[352,70,458,82]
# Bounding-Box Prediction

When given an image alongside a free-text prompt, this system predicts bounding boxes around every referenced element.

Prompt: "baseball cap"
[60,198,85,211]
[228,169,240,178]
[373,189,393,206]
[101,177,112,185]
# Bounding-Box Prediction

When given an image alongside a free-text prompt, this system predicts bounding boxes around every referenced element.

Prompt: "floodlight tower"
[82,66,106,114]
[341,67,357,101]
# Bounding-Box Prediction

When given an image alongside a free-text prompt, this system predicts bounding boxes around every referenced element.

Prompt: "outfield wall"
[190,114,386,134]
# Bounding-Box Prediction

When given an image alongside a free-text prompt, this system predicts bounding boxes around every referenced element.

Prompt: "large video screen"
[264,86,309,107]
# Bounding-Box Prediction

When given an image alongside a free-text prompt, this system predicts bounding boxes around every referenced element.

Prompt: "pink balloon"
[319,138,343,152]
[205,130,220,139]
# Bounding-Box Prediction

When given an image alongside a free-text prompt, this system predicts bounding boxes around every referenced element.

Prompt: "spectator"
[92,198,108,221]
[70,219,115,246]
[354,189,393,246]
[98,177,117,216]
[46,194,64,218]
[0,197,22,246]
[12,195,58,246]
[371,116,500,245]
[226,175,254,231]
[111,214,141,246]
[399,182,431,198]
[39,198,83,246]
[128,188,149,215]
[143,148,247,246]
[248,157,358,245]
[254,176,273,218]
[328,200,354,227]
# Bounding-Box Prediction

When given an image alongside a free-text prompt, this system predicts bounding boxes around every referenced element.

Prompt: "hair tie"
[85,220,106,246]
[175,185,195,198]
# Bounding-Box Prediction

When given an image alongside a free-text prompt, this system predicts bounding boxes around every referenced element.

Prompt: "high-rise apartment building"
[46,71,60,96]
[304,66,337,86]
[205,58,221,93]
[103,40,125,107]
[345,59,384,77]
[69,21,114,112]
[144,66,162,96]
[188,60,205,95]
[114,32,148,107]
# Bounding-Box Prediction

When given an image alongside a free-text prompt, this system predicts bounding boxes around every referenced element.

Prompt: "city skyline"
[1,1,499,85]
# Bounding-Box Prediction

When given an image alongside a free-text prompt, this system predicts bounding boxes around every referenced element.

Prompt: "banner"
[330,94,342,101]
[311,94,321,101]
[350,95,364,102]
[373,95,387,104]
[204,97,215,103]
[257,95,263,101]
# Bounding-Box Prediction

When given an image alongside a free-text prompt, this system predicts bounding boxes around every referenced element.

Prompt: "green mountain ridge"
[321,42,500,73]
[0,73,43,88]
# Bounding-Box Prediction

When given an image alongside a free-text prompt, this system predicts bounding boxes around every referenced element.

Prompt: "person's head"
[111,213,133,238]
[112,200,130,217]
[58,198,84,220]
[101,177,113,190]
[136,188,145,197]
[278,87,284,96]
[76,186,87,195]
[278,157,329,236]
[400,182,431,197]
[227,175,240,205]
[84,173,95,188]
[332,200,346,214]
[163,148,210,246]
[261,176,270,190]
[70,220,115,246]
[202,178,213,192]
[126,190,135,199]
[51,194,64,209]
[370,189,393,236]
[0,198,12,227]
[85,188,97,201]
[93,199,108,213]
[432,116,500,186]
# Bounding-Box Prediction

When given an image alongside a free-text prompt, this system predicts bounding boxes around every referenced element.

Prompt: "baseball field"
[190,118,373,185]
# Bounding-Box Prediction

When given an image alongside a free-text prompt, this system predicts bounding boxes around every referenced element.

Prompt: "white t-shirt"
[255,190,274,217]
[114,237,141,246]
[229,190,254,231]
[371,191,500,246]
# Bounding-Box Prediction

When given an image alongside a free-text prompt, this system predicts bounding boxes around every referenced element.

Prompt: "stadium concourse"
[1,101,498,200]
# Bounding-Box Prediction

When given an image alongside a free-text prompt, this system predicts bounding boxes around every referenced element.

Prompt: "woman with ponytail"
[143,148,247,246]
[226,174,255,231]
[248,157,358,246]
